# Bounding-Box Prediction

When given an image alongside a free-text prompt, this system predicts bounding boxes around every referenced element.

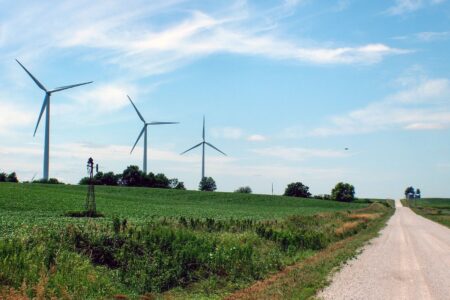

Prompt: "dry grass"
[334,221,361,236]
[349,213,380,221]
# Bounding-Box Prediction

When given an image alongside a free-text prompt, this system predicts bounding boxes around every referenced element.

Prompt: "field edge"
[223,204,395,300]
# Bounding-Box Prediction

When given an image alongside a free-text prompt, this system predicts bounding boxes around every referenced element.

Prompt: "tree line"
[0,171,18,183]
[79,165,186,190]
[283,181,356,202]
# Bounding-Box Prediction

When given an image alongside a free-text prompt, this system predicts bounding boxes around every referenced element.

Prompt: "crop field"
[0,183,367,237]
[0,183,393,299]
[402,198,450,228]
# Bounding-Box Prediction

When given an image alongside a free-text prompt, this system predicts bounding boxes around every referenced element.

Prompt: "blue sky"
[1,0,449,198]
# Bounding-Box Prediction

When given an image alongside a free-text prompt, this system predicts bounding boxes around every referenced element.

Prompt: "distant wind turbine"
[128,95,179,174]
[180,116,226,180]
[16,59,93,180]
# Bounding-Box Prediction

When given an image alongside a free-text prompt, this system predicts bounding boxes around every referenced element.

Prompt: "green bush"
[331,182,355,202]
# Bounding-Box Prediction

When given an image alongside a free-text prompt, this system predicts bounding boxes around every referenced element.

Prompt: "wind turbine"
[16,59,93,180]
[128,95,179,174]
[180,116,226,180]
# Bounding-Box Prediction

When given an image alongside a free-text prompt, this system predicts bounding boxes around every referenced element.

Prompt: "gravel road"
[319,200,450,300]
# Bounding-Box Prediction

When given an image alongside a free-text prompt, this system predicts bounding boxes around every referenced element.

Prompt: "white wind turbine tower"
[180,116,226,181]
[16,59,93,181]
[128,95,179,174]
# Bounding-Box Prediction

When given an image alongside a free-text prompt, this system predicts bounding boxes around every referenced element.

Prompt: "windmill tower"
[85,157,96,216]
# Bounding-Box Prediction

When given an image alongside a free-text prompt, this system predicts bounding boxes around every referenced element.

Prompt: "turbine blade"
[51,81,93,92]
[202,115,205,140]
[205,142,227,156]
[130,126,146,154]
[16,59,47,92]
[180,142,203,155]
[147,122,179,125]
[33,94,49,136]
[127,95,146,123]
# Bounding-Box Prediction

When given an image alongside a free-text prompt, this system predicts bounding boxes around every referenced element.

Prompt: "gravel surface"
[319,200,450,300]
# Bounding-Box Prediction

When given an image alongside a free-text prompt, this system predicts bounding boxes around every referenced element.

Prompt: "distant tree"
[0,172,6,182]
[415,188,421,199]
[79,177,90,185]
[174,181,186,190]
[122,165,144,186]
[101,172,119,186]
[154,173,170,188]
[169,178,186,190]
[199,177,217,192]
[6,172,18,183]
[284,182,311,198]
[169,178,179,189]
[234,186,252,194]
[331,182,355,202]
[33,178,62,184]
[404,186,415,199]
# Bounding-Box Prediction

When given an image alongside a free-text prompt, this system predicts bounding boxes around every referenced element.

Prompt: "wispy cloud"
[0,99,34,136]
[393,31,450,42]
[211,127,244,139]
[308,77,450,136]
[386,0,447,15]
[247,134,267,142]
[0,0,407,79]
[252,146,349,161]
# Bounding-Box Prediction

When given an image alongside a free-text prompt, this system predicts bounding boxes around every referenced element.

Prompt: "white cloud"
[247,134,267,142]
[386,0,447,15]
[0,100,35,135]
[74,83,135,112]
[308,78,450,136]
[0,1,407,79]
[211,127,244,139]
[416,31,450,42]
[252,146,348,161]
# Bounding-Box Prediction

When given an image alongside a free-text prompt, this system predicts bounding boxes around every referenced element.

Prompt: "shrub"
[33,178,62,184]
[234,186,252,194]
[0,172,6,182]
[331,182,355,202]
[284,182,311,198]
[6,172,18,183]
[199,177,216,192]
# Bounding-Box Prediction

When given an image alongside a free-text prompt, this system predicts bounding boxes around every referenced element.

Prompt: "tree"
[6,172,18,183]
[234,186,252,194]
[404,186,415,199]
[415,188,421,199]
[101,172,119,186]
[174,181,186,190]
[199,177,216,192]
[284,182,311,198]
[122,165,144,186]
[169,178,186,190]
[331,182,355,202]
[0,172,6,182]
[154,173,170,188]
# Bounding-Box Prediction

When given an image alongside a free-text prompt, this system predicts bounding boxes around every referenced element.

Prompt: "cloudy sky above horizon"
[1,0,449,198]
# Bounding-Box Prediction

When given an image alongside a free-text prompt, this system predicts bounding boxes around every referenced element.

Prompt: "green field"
[0,183,393,299]
[402,198,450,228]
[0,183,367,238]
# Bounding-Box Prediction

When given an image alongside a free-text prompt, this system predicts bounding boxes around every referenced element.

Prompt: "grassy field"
[401,198,450,228]
[0,182,367,238]
[0,182,393,299]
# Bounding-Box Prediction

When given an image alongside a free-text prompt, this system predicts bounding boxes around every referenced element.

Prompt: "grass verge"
[223,203,394,300]
[401,198,450,228]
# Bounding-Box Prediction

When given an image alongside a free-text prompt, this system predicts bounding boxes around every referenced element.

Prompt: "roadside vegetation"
[401,198,450,228]
[0,182,393,299]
